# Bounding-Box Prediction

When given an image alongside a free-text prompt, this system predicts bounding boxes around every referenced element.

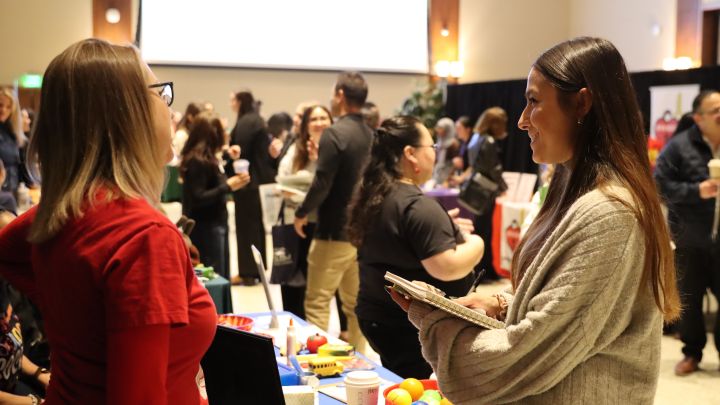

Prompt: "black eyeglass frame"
[148,81,174,107]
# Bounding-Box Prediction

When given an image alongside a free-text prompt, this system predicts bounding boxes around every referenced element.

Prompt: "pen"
[466,269,486,295]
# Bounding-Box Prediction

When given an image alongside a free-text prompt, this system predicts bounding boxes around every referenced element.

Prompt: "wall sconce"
[435,60,451,77]
[449,61,464,78]
[662,56,694,70]
[440,24,449,37]
[435,60,463,78]
[105,8,121,24]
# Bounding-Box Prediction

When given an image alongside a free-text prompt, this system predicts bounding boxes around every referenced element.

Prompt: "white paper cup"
[233,159,250,174]
[344,371,380,405]
[709,159,720,179]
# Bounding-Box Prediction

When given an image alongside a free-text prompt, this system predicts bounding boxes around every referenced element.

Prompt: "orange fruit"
[399,378,424,401]
[440,398,454,405]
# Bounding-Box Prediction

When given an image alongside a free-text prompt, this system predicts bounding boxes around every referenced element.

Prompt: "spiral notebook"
[384,272,505,329]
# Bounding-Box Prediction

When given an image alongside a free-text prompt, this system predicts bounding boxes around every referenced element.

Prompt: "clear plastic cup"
[344,370,380,405]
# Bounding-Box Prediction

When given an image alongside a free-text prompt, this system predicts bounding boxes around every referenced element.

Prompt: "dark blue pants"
[191,220,230,280]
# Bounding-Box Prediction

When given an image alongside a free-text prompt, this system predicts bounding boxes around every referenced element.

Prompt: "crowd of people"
[0,33,715,404]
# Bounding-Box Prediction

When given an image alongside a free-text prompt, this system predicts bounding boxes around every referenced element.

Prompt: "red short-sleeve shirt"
[0,195,217,404]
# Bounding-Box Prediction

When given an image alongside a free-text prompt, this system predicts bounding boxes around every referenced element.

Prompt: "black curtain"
[444,65,720,174]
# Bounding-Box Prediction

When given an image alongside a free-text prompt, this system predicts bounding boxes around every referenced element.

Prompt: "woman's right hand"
[227,173,250,191]
[307,139,319,161]
[454,293,502,319]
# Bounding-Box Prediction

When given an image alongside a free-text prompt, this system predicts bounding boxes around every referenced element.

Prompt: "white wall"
[151,65,423,127]
[568,0,676,73]
[458,0,571,83]
[0,0,679,111]
[458,0,677,83]
[0,0,93,85]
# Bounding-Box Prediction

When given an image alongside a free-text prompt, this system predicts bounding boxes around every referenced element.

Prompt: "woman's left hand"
[447,208,474,234]
[388,288,412,312]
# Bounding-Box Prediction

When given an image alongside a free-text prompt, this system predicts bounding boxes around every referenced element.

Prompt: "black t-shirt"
[356,183,473,323]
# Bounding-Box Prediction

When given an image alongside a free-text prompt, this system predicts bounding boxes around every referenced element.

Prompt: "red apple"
[306,333,328,354]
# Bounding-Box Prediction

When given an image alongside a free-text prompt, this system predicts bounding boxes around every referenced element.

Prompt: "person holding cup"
[180,111,250,280]
[655,90,720,376]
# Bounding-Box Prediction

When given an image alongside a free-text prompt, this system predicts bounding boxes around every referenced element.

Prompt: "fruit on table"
[306,333,328,354]
[386,388,413,405]
[419,390,442,405]
[399,378,425,401]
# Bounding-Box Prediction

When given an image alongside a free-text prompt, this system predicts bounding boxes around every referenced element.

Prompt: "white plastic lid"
[344,370,380,386]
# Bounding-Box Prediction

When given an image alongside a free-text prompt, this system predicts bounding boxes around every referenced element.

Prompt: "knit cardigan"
[408,186,662,404]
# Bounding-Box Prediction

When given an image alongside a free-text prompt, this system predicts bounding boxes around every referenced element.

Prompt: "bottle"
[17,182,30,212]
[286,318,296,366]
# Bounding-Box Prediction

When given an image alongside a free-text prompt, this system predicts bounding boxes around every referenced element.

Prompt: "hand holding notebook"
[385,271,505,330]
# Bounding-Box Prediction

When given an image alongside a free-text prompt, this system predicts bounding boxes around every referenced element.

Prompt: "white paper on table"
[318,378,396,404]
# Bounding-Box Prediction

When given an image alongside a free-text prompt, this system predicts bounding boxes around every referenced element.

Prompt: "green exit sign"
[18,74,42,89]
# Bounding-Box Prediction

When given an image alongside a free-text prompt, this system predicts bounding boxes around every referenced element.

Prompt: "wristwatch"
[33,366,49,379]
[28,394,40,405]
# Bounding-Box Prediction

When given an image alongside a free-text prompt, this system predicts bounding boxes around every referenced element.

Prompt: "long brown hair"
[27,38,166,243]
[512,37,680,321]
[292,105,333,172]
[179,111,225,178]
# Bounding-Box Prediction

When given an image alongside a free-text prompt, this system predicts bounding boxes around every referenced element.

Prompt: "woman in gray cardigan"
[390,37,681,404]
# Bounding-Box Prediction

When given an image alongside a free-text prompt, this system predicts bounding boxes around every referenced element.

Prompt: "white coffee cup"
[344,370,380,405]
[233,159,250,174]
[709,158,720,179]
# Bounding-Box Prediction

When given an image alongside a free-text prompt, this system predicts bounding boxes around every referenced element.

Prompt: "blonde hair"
[474,106,508,138]
[28,38,166,243]
[0,88,25,147]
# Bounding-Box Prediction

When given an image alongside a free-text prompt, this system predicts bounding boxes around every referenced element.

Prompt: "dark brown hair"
[292,105,332,172]
[335,72,368,107]
[179,111,225,179]
[347,116,423,247]
[233,90,255,119]
[513,37,680,321]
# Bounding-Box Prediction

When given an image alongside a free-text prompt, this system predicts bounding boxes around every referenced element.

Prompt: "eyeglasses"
[148,81,174,107]
[700,106,720,116]
[414,143,440,153]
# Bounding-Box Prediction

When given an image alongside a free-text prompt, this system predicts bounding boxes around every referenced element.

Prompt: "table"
[244,311,402,404]
[202,276,233,314]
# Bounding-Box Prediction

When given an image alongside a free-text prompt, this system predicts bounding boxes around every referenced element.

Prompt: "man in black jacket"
[655,90,720,376]
[294,72,372,350]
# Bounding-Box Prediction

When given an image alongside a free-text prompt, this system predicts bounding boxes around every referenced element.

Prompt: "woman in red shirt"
[0,38,217,404]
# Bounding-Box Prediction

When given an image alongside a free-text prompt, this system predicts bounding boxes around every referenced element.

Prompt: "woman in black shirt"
[347,116,485,378]
[180,112,249,279]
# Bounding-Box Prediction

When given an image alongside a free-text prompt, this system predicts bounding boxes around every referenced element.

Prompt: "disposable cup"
[708,159,720,179]
[233,159,250,174]
[344,370,380,405]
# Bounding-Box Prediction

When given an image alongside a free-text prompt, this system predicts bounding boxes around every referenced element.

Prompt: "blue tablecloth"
[243,311,402,404]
